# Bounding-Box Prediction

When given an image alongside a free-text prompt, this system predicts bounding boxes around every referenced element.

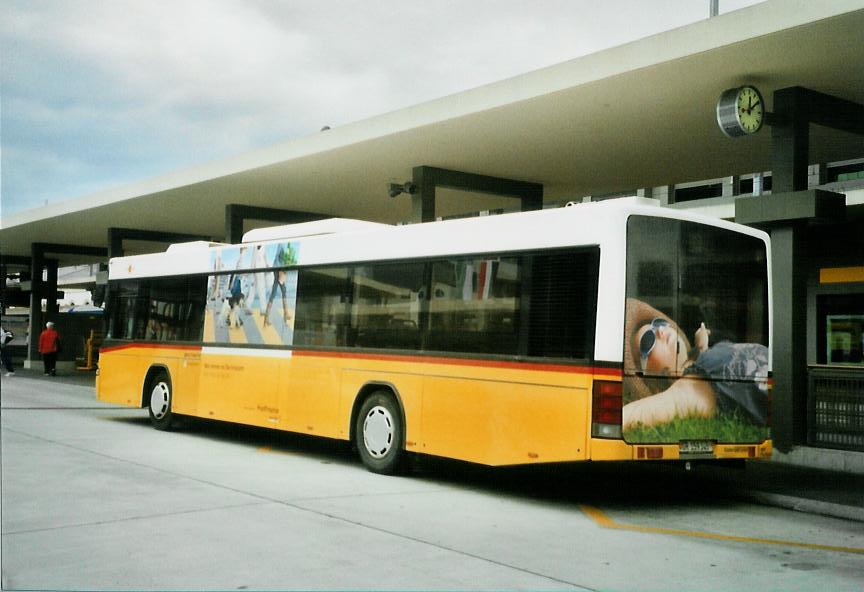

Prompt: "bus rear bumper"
[589,438,772,461]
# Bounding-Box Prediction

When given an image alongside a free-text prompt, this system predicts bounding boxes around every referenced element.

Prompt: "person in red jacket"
[38,321,61,376]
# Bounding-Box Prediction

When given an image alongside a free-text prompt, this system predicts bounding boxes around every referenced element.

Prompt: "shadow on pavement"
[15,366,862,520]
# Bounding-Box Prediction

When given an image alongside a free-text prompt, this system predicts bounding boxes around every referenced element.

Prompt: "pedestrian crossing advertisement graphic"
[204,242,299,346]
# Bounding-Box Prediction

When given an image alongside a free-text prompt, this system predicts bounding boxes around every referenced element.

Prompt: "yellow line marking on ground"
[579,504,864,555]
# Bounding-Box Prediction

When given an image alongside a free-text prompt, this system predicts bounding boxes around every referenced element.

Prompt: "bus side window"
[109,281,139,340]
[294,266,351,347]
[352,262,425,351]
[427,256,521,356]
[111,276,206,343]
[109,279,150,341]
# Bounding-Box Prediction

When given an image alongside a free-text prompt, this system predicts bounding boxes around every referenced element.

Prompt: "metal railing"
[808,366,864,452]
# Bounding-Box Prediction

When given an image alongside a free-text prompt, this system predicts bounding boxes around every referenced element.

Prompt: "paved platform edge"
[742,491,864,523]
[772,446,864,475]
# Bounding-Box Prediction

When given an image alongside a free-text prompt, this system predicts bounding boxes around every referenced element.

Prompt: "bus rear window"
[623,216,770,443]
[624,217,768,357]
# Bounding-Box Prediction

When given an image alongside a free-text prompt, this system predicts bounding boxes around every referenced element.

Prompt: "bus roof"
[241,218,390,243]
[109,197,768,280]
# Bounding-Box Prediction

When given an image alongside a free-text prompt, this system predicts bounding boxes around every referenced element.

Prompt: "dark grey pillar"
[224,205,325,244]
[107,227,211,259]
[26,243,107,367]
[225,205,246,245]
[28,247,44,366]
[0,264,6,316]
[771,88,810,194]
[771,86,864,194]
[409,166,543,224]
[411,166,437,223]
[45,259,59,319]
[770,225,808,451]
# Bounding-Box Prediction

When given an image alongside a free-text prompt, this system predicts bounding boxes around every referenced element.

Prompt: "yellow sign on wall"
[820,266,864,284]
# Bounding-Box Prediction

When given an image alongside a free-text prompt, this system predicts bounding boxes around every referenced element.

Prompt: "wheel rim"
[150,381,170,420]
[363,405,394,459]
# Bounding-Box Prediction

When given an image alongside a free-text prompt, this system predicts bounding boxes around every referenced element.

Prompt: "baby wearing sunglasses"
[623,318,768,429]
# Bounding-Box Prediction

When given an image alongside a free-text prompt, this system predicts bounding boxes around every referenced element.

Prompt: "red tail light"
[592,380,622,438]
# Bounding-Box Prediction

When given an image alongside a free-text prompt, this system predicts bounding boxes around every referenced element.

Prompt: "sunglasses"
[639,318,671,368]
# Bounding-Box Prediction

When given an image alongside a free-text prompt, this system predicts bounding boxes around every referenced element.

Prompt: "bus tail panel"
[622,215,771,449]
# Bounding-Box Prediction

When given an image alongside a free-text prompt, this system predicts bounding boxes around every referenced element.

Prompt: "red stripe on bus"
[100,343,203,354]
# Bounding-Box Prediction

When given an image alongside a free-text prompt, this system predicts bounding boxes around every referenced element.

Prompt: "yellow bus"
[97,198,772,473]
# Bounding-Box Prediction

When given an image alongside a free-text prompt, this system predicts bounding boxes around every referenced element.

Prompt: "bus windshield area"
[622,216,770,444]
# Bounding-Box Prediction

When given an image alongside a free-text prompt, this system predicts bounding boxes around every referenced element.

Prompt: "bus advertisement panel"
[622,215,771,447]
[205,242,299,346]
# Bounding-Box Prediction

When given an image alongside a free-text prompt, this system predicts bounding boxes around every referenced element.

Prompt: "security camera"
[388,181,417,198]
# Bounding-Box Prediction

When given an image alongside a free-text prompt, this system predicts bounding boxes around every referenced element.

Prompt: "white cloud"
[1,0,765,214]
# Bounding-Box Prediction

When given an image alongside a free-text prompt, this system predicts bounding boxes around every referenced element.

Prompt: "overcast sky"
[0,0,763,217]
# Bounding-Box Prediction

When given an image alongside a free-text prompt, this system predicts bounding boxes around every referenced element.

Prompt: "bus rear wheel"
[356,391,404,475]
[147,370,176,431]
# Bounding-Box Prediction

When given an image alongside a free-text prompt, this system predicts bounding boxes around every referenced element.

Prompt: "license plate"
[679,440,714,455]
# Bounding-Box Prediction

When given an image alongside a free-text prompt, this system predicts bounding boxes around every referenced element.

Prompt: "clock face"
[736,86,764,134]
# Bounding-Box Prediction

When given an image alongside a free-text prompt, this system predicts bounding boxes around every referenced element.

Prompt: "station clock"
[716,85,765,137]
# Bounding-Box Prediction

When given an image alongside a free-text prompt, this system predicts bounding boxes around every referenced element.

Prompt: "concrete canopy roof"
[2,0,863,266]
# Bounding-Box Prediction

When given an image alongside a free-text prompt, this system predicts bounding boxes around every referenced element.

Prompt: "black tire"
[355,391,404,475]
[147,370,176,431]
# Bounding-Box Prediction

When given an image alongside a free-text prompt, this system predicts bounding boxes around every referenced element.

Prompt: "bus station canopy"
[2,1,863,265]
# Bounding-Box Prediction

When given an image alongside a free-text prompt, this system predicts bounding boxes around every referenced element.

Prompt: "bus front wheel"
[147,370,176,431]
[355,391,404,475]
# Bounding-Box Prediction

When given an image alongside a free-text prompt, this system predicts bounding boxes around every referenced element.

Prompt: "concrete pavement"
[4,366,863,522]
[2,370,863,591]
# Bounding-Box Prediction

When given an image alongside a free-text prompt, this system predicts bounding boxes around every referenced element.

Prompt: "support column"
[735,189,846,451]
[770,225,808,451]
[107,227,211,259]
[45,259,59,319]
[772,87,810,193]
[224,205,326,244]
[0,263,6,316]
[411,167,436,223]
[27,246,45,367]
[751,87,863,450]
[26,243,109,368]
[409,166,543,223]
[771,86,864,194]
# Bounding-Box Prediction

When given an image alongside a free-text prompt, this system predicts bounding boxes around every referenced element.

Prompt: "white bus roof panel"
[241,218,390,243]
